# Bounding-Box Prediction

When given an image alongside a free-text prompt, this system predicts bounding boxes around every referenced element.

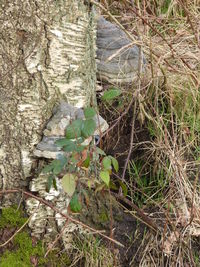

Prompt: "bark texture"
[0,0,96,205]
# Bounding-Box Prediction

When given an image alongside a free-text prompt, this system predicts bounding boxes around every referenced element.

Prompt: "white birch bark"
[0,0,97,244]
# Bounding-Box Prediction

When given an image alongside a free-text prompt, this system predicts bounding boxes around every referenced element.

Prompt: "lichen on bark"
[0,0,97,206]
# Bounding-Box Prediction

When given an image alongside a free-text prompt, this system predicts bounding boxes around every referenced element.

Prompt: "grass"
[71,234,114,267]
[98,0,200,266]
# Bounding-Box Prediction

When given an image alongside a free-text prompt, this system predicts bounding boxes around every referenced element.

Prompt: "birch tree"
[0,0,96,206]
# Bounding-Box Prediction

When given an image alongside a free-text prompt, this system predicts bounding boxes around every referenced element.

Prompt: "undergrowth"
[98,0,200,266]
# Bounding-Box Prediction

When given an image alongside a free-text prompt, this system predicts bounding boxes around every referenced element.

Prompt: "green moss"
[0,207,71,267]
[0,206,27,228]
[0,232,45,267]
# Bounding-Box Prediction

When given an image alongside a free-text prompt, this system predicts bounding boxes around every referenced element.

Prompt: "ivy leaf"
[84,107,96,119]
[81,119,96,138]
[66,119,83,139]
[69,194,82,212]
[100,170,110,187]
[102,88,121,101]
[61,173,76,197]
[102,156,112,170]
[109,156,119,172]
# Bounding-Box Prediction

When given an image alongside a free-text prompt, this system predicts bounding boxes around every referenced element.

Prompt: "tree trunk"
[0,0,96,207]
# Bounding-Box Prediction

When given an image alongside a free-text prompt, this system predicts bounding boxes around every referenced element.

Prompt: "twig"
[44,221,69,258]
[112,192,158,233]
[0,216,31,247]
[0,189,124,248]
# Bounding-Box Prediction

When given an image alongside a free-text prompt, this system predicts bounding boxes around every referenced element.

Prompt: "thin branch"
[0,189,124,248]
[0,216,31,247]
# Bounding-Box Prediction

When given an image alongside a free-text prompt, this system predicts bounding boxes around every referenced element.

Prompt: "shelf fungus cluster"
[26,102,108,246]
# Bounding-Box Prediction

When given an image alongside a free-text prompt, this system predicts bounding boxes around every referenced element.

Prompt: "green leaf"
[47,175,54,192]
[52,160,63,175]
[109,156,119,172]
[57,154,68,167]
[77,137,85,144]
[55,138,69,147]
[75,144,86,153]
[102,156,112,170]
[84,107,96,119]
[56,138,75,148]
[81,119,96,138]
[100,171,110,187]
[62,140,77,152]
[82,155,90,168]
[96,147,106,156]
[119,180,128,197]
[42,164,54,174]
[53,177,57,190]
[102,88,122,101]
[69,194,82,212]
[66,119,83,139]
[61,173,76,196]
[109,181,118,190]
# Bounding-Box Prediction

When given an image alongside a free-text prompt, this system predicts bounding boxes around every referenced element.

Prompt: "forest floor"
[0,1,200,266]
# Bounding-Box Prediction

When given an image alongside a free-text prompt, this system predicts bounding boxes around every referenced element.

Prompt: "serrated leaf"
[102,89,121,101]
[81,119,96,138]
[69,194,82,212]
[84,107,96,119]
[102,156,112,170]
[109,156,119,172]
[75,144,86,153]
[56,138,76,151]
[62,140,77,152]
[100,171,110,187]
[96,147,106,156]
[55,138,70,147]
[66,119,83,139]
[61,173,76,196]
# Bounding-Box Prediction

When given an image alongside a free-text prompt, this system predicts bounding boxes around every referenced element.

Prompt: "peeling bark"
[0,0,96,205]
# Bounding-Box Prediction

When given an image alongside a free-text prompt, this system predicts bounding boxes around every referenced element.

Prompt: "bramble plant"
[42,103,119,212]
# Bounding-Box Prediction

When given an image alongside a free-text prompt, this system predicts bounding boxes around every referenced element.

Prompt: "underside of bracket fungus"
[96,16,146,84]
[26,102,108,244]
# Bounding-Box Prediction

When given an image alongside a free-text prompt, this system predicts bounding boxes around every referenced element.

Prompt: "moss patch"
[0,206,27,229]
[0,206,71,267]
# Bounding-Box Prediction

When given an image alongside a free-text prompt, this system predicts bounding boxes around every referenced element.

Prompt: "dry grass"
[97,0,200,266]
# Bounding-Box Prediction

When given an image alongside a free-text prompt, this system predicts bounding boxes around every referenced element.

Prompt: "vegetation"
[1,0,199,266]
[97,0,200,265]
